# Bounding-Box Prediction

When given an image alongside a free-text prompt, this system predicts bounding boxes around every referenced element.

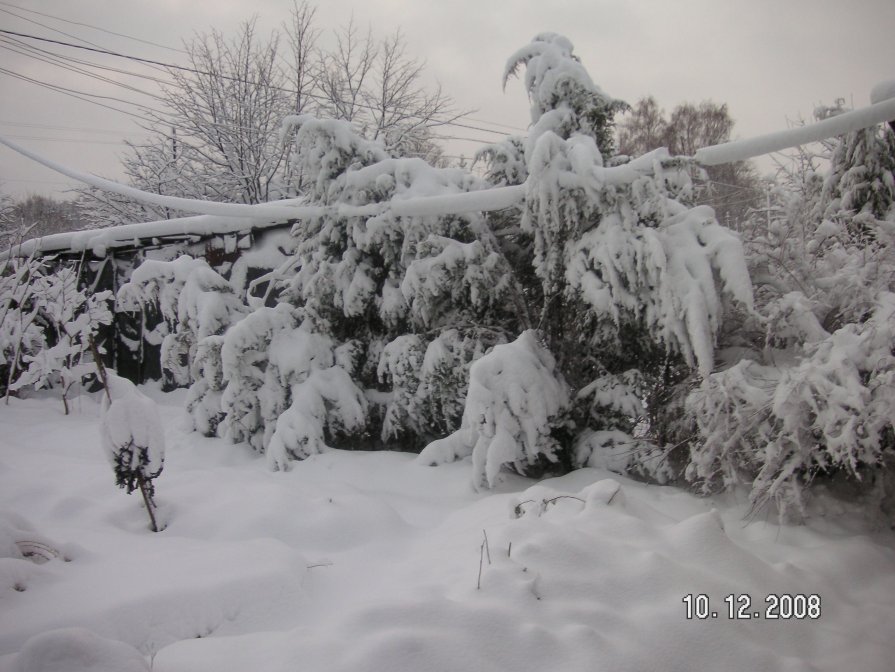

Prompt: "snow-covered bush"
[377,334,425,446]
[100,373,165,532]
[117,256,245,391]
[214,300,367,468]
[185,334,226,436]
[687,121,895,519]
[689,294,895,518]
[267,365,367,470]
[219,304,299,451]
[116,255,249,437]
[414,328,506,441]
[10,265,113,414]
[0,254,46,397]
[419,331,570,489]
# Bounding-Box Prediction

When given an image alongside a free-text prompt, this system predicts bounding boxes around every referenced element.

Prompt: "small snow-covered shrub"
[688,293,895,519]
[219,304,299,451]
[217,301,368,468]
[100,373,165,532]
[377,334,426,447]
[414,328,506,441]
[186,335,226,436]
[267,366,367,470]
[419,331,570,489]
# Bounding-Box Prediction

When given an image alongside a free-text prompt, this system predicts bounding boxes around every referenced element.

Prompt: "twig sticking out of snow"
[477,529,493,590]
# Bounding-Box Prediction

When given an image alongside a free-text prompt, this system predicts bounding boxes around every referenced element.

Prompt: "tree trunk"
[137,474,160,533]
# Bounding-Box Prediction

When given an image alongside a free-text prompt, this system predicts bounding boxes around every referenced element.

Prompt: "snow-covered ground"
[1,389,894,672]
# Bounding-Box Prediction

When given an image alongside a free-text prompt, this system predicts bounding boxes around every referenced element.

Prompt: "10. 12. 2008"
[682,593,821,619]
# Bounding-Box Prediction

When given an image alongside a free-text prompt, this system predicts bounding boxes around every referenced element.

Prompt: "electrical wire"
[0,67,160,123]
[0,28,513,138]
[0,6,111,53]
[0,0,186,54]
[0,36,177,88]
[0,120,141,136]
[0,3,529,135]
[1,40,507,148]
[0,38,168,104]
[1,134,127,146]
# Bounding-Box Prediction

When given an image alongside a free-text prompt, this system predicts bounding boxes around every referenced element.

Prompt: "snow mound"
[153,472,895,672]
[13,628,148,672]
[2,394,895,672]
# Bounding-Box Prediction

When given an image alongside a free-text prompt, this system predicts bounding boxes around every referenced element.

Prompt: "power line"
[0,120,141,136]
[0,61,306,143]
[1,32,511,149]
[0,4,529,135]
[1,134,127,146]
[0,35,176,88]
[0,28,513,138]
[0,38,168,104]
[0,6,110,53]
[0,67,160,124]
[0,0,185,54]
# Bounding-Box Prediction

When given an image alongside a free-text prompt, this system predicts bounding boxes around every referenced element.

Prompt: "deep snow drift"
[1,389,894,671]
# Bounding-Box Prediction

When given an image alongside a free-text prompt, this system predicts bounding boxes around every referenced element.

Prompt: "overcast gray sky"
[1,0,893,201]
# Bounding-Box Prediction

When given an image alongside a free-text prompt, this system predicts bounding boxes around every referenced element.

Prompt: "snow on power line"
[2,89,894,231]
[695,95,895,166]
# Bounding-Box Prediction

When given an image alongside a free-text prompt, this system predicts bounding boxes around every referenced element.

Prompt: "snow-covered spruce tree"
[10,265,113,414]
[216,300,366,465]
[470,33,753,484]
[219,304,299,451]
[274,115,521,453]
[687,121,895,519]
[263,319,366,469]
[99,372,165,532]
[177,264,248,430]
[186,334,227,437]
